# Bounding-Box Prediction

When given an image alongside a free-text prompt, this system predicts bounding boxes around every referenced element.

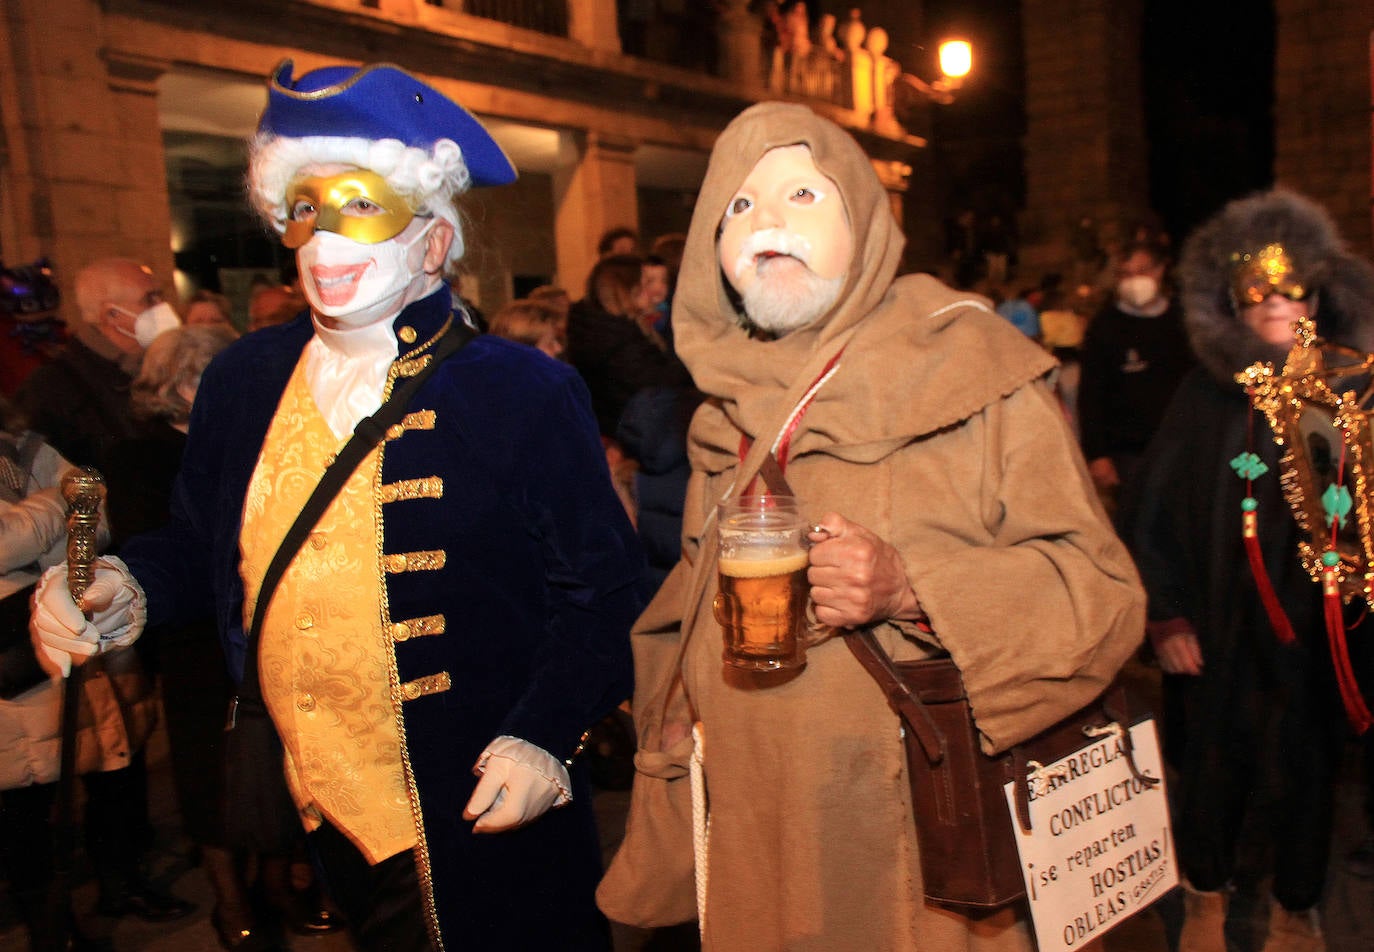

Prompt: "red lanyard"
[737,347,845,476]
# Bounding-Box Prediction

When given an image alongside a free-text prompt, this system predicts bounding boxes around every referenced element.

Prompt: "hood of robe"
[674,102,1055,480]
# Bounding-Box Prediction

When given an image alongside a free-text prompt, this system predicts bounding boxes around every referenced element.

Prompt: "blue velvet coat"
[120,289,641,949]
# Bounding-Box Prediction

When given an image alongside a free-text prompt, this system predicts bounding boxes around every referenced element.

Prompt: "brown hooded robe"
[600,102,1145,951]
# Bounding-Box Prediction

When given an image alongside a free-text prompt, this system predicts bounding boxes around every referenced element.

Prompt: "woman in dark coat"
[565,255,691,439]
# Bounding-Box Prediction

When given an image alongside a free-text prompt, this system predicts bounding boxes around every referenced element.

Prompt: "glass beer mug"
[713,494,821,671]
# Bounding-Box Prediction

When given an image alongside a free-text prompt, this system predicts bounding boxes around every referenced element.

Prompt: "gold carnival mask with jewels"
[1230,242,1307,306]
[283,169,415,249]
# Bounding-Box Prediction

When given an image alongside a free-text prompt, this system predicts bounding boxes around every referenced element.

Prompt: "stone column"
[0,0,174,312]
[551,131,638,295]
[1273,0,1374,260]
[567,0,621,54]
[717,0,764,89]
[1019,0,1149,280]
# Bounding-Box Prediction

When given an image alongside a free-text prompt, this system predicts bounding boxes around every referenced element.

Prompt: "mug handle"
[803,524,838,647]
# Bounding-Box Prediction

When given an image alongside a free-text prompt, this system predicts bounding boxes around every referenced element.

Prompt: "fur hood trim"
[1179,188,1374,383]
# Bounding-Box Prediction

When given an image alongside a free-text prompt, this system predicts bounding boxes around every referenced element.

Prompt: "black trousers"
[0,755,152,898]
[1167,625,1343,910]
[308,818,433,952]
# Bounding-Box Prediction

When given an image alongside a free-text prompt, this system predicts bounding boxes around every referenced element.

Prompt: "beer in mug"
[714,495,811,670]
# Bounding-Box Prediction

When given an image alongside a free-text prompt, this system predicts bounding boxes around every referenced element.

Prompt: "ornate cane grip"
[61,467,105,606]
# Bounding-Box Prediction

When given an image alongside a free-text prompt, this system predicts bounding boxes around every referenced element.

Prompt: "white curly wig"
[247,133,472,265]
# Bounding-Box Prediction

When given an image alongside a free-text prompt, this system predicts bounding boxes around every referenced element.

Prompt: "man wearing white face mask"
[29,61,640,952]
[17,257,179,473]
[14,256,199,923]
[1078,235,1194,501]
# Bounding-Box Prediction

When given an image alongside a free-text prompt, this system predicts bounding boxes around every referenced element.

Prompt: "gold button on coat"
[297,693,316,712]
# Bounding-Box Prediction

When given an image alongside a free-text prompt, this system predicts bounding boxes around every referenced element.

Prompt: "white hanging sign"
[1003,719,1177,952]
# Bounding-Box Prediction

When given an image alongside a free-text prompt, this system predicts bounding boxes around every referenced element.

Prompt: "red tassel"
[1242,510,1297,644]
[1323,565,1373,734]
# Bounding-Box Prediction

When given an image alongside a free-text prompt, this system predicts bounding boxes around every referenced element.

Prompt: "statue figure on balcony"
[805,12,844,101]
[864,25,902,134]
[765,1,812,94]
[837,9,874,123]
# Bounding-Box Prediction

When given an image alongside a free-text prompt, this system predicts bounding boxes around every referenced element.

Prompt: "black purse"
[222,321,475,851]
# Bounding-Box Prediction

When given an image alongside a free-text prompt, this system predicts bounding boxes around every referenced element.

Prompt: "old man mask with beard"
[717,144,854,336]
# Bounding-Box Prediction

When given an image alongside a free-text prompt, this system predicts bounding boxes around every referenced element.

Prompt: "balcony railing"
[417,2,922,137]
[426,0,569,38]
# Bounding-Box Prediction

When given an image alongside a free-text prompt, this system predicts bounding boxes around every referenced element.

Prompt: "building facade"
[0,0,931,320]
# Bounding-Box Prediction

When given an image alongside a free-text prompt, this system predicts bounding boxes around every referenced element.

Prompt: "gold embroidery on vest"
[385,410,438,441]
[392,354,433,380]
[243,357,417,867]
[399,672,451,702]
[391,614,446,642]
[399,316,453,361]
[379,477,444,504]
[382,550,446,574]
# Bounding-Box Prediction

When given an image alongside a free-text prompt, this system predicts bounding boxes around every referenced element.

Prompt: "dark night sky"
[915,0,1276,248]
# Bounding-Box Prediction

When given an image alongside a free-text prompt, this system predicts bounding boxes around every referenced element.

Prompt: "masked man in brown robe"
[598,102,1146,951]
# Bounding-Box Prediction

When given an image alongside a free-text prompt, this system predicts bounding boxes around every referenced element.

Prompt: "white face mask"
[1117,274,1160,310]
[297,218,437,329]
[113,301,181,348]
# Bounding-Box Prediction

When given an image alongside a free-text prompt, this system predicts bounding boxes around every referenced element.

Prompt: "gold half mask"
[283,170,415,249]
[1230,243,1308,306]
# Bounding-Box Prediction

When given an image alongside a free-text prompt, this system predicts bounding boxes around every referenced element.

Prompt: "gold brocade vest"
[240,358,417,864]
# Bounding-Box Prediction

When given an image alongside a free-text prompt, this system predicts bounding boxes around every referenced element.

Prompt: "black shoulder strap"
[237,321,475,702]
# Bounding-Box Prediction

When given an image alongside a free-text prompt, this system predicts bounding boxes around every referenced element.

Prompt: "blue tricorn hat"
[258,60,517,188]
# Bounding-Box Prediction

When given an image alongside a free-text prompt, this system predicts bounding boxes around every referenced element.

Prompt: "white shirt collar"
[304,316,399,440]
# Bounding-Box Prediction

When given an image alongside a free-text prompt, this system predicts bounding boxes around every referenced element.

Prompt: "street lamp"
[901,38,973,105]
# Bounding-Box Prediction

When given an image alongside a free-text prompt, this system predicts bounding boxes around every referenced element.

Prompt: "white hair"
[247,133,471,264]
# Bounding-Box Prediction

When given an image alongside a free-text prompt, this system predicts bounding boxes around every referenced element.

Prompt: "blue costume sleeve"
[497,374,643,759]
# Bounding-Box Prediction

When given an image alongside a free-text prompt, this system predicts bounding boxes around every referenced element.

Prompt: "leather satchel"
[846,630,1154,910]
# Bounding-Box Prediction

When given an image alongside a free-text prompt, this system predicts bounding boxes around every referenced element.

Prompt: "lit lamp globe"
[938,40,973,87]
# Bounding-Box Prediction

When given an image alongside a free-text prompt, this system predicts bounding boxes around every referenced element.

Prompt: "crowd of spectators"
[3,180,1373,952]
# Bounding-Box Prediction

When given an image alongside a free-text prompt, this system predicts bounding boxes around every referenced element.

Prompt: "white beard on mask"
[739,262,844,335]
[297,218,437,329]
[732,227,845,335]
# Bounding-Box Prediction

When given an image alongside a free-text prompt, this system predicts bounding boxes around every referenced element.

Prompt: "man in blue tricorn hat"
[29,60,641,951]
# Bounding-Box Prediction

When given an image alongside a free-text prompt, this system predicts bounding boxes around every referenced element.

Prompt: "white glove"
[462,735,572,833]
[30,556,146,677]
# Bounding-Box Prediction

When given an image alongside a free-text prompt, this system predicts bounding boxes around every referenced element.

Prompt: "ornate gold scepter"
[48,466,105,942]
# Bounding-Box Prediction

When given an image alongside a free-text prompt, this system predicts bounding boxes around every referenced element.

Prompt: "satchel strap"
[234,320,476,717]
[1007,684,1159,834]
[845,629,946,764]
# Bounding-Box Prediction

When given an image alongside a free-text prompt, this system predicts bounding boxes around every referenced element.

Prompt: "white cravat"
[304,318,399,440]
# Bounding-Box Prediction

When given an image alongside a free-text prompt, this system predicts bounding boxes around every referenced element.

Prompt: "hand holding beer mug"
[713,495,824,670]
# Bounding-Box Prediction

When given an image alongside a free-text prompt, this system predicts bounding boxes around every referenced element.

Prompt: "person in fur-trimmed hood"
[1126,189,1374,952]
[597,101,1146,951]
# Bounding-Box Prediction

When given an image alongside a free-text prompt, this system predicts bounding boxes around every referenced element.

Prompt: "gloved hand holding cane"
[28,468,146,676]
